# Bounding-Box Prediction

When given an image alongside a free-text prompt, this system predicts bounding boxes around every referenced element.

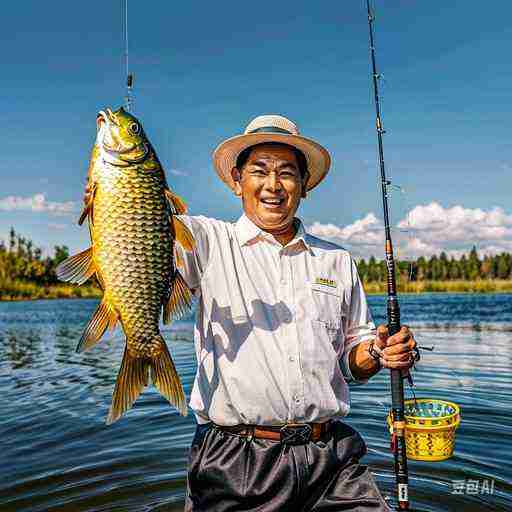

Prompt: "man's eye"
[251,169,266,175]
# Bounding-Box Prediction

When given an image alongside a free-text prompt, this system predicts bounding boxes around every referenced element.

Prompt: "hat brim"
[212,132,331,192]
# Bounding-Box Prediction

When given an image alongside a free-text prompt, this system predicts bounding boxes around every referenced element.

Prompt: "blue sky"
[1,1,511,259]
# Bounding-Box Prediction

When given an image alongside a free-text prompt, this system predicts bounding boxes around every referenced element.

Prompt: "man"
[176,115,417,511]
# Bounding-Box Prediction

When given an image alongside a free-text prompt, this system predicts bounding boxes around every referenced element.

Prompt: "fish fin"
[106,347,150,425]
[164,189,188,215]
[56,247,96,285]
[150,336,187,416]
[172,216,195,252]
[78,182,97,226]
[95,270,105,291]
[174,248,184,269]
[76,298,118,353]
[163,271,192,324]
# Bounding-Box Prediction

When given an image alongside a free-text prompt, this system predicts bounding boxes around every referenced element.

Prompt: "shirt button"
[289,356,295,362]
[281,279,286,285]
[293,395,301,403]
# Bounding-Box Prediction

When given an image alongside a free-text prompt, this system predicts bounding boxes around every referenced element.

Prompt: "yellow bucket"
[387,398,461,462]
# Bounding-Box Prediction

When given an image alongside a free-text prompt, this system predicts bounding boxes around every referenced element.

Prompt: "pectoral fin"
[56,247,96,285]
[172,216,195,252]
[163,271,192,324]
[175,248,184,269]
[76,297,118,353]
[164,189,187,214]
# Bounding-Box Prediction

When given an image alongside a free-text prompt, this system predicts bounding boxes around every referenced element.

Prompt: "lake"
[1,294,511,511]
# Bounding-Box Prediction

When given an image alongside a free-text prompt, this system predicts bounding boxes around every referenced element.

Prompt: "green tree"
[497,254,511,279]
[357,259,368,282]
[467,246,481,280]
[439,252,449,280]
[416,256,427,281]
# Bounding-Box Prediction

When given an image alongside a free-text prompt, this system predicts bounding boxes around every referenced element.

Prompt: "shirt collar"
[235,214,313,253]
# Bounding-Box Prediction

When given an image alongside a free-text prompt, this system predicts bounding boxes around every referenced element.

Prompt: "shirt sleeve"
[174,215,212,292]
[340,256,376,385]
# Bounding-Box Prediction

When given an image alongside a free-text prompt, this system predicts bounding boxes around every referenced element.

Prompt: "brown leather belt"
[214,421,333,445]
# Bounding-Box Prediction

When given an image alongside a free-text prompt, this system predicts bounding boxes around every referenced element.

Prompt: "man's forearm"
[348,339,381,381]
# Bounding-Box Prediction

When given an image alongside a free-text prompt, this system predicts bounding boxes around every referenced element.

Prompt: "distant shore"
[0,282,102,302]
[1,279,511,302]
[363,279,512,294]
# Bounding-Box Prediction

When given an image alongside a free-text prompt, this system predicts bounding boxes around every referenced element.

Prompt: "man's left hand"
[373,325,418,375]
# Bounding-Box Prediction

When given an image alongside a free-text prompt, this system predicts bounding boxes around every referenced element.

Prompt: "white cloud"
[308,202,512,259]
[309,213,384,246]
[48,222,67,230]
[0,194,75,215]
[168,168,188,177]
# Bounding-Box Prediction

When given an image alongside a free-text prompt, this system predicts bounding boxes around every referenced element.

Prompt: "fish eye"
[129,122,140,134]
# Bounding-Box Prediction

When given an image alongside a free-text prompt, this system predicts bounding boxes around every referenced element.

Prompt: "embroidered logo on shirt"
[314,277,337,288]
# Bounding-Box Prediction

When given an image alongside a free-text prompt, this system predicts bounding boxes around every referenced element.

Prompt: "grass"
[0,279,102,301]
[363,279,512,294]
[1,279,511,301]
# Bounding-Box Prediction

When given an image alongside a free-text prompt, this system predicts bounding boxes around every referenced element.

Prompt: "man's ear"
[301,170,310,198]
[231,167,243,197]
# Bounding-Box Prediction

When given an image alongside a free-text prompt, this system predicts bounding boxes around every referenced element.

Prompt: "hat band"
[247,126,294,135]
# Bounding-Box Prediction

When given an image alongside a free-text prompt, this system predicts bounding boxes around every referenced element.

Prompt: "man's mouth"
[260,197,285,208]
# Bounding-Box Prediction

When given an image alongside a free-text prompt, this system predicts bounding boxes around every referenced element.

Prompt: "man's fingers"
[382,338,416,356]
[382,350,411,362]
[376,325,388,349]
[385,331,411,347]
[380,357,413,369]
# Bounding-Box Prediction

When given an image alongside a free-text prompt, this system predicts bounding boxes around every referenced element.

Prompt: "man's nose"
[264,172,282,192]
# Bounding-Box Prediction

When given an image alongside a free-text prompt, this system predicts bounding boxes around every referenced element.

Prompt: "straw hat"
[213,115,331,192]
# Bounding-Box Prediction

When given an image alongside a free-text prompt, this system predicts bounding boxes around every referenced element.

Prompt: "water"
[1,294,511,511]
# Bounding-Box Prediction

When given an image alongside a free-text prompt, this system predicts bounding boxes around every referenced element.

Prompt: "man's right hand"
[84,182,92,205]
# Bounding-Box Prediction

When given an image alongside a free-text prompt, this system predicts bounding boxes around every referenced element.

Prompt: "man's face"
[231,144,306,234]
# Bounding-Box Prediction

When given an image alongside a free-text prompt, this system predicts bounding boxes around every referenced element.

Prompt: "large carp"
[57,107,194,424]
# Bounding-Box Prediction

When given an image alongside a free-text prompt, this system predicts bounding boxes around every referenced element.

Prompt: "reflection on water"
[1,294,511,511]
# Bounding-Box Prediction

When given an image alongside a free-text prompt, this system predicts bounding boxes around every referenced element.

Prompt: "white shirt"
[175,214,376,426]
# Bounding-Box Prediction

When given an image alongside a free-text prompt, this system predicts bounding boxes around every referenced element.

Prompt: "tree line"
[0,228,70,285]
[357,246,512,283]
[1,229,511,288]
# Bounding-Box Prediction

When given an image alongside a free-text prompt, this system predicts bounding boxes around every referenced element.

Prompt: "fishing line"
[387,181,416,282]
[124,0,134,111]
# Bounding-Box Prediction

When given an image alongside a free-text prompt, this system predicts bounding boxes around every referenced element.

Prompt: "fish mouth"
[97,109,115,130]
[116,143,150,163]
[97,109,149,164]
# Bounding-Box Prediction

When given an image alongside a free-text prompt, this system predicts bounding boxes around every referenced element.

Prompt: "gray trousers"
[185,420,391,511]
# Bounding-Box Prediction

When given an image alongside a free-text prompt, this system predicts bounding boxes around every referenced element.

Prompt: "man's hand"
[374,325,418,375]
[84,182,93,205]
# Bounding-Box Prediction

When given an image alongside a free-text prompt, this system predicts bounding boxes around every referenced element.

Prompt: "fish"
[57,107,195,424]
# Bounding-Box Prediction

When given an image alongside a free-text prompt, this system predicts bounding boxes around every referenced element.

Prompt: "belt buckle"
[280,424,312,445]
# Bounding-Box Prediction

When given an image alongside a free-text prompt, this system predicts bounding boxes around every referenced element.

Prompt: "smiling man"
[171,115,418,512]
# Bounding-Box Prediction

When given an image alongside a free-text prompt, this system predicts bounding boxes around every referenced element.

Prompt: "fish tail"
[106,346,150,425]
[150,335,187,416]
[105,336,187,425]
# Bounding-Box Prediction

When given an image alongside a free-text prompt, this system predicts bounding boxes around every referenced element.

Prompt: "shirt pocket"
[310,282,345,332]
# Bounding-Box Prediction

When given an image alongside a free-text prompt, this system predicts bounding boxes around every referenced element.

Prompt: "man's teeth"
[261,199,283,204]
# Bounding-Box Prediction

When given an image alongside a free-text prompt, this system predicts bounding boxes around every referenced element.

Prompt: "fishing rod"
[124,0,134,111]
[365,1,410,509]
